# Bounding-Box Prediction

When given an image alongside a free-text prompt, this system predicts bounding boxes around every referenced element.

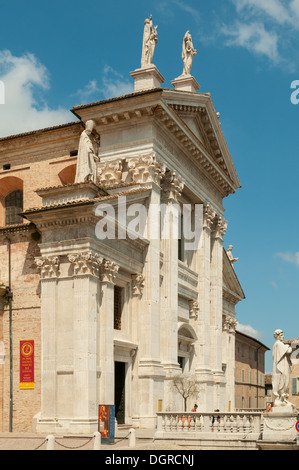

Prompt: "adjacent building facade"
[235,331,270,410]
[0,56,245,433]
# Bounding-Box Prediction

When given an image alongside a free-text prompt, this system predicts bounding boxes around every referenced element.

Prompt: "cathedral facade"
[0,33,245,433]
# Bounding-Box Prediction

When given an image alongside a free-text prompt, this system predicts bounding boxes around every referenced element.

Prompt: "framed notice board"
[98,405,115,444]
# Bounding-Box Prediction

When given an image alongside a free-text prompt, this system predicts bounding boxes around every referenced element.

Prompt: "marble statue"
[75,120,99,184]
[227,245,239,267]
[272,329,293,407]
[141,15,158,68]
[182,31,197,75]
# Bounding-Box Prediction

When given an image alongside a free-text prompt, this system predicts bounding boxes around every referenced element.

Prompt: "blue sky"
[1,0,299,371]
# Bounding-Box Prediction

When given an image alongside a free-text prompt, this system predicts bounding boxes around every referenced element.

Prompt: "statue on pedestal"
[272,329,294,408]
[182,31,197,76]
[75,120,99,184]
[141,15,158,68]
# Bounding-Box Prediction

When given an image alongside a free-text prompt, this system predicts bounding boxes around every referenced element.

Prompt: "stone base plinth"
[171,74,200,93]
[130,65,165,92]
[36,182,106,207]
[262,406,298,442]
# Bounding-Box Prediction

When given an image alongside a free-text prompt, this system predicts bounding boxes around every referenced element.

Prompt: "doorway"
[114,362,126,425]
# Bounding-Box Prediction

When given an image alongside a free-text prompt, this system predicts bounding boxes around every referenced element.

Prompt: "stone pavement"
[0,427,199,451]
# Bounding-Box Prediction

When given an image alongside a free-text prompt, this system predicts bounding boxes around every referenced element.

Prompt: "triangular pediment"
[162,90,241,194]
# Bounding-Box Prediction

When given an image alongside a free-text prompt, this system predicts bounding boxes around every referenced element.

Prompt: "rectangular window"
[114,286,123,330]
[292,377,299,395]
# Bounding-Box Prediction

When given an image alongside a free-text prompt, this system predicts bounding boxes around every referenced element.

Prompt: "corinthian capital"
[213,216,227,240]
[100,260,120,284]
[68,251,103,277]
[97,159,123,186]
[35,255,61,279]
[203,203,216,230]
[126,153,166,185]
[131,274,145,297]
[161,169,185,201]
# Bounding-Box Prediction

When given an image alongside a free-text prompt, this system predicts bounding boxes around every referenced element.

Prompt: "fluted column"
[34,256,61,423]
[98,260,119,405]
[67,252,103,427]
[194,203,215,411]
[160,170,184,372]
[210,215,227,409]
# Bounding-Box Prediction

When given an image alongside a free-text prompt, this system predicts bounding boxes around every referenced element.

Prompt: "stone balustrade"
[156,411,263,440]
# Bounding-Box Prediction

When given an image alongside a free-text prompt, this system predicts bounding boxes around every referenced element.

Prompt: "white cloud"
[276,251,299,266]
[74,65,134,106]
[75,79,100,103]
[233,0,292,25]
[237,323,263,340]
[222,21,279,62]
[100,65,134,99]
[0,50,71,138]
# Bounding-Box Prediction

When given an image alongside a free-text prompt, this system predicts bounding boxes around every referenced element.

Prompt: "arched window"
[5,190,23,225]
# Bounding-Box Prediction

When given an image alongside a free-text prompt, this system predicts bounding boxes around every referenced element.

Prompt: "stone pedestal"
[262,406,298,442]
[130,65,165,92]
[171,74,200,93]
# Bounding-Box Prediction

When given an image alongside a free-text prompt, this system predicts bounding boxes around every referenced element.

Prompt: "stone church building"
[0,30,245,433]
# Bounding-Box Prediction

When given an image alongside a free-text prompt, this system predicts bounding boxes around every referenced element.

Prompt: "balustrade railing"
[156,412,263,438]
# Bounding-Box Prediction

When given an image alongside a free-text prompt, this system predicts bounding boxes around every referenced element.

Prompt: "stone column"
[98,260,119,405]
[210,215,227,409]
[194,203,215,411]
[222,314,237,411]
[67,252,103,432]
[160,170,184,410]
[34,256,60,428]
[125,152,166,427]
[160,170,184,370]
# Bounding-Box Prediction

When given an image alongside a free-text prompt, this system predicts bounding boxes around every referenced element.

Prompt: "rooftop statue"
[75,120,99,184]
[272,329,295,408]
[182,31,197,76]
[141,15,158,68]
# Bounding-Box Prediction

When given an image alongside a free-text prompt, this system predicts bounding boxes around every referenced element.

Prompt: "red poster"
[20,340,34,390]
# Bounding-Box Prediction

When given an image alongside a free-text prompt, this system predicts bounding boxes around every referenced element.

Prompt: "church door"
[115,362,126,425]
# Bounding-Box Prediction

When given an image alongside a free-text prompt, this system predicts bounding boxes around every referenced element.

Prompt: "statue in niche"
[75,120,99,184]
[182,31,197,75]
[141,15,158,68]
[272,329,295,408]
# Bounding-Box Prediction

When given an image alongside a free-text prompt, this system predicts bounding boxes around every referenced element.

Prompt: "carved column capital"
[67,251,103,277]
[189,300,199,320]
[203,203,216,230]
[131,274,145,297]
[97,159,123,186]
[126,153,166,185]
[223,314,238,332]
[161,169,185,202]
[100,260,120,284]
[213,216,227,241]
[35,255,61,279]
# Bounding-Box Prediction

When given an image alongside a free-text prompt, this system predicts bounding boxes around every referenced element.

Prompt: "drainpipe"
[5,237,13,432]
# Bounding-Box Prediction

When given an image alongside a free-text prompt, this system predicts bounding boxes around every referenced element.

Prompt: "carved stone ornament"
[161,169,185,201]
[189,300,199,320]
[126,153,166,185]
[131,274,145,297]
[213,215,228,240]
[100,260,120,284]
[203,203,216,230]
[223,314,238,332]
[35,256,61,279]
[97,159,123,187]
[67,252,103,277]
